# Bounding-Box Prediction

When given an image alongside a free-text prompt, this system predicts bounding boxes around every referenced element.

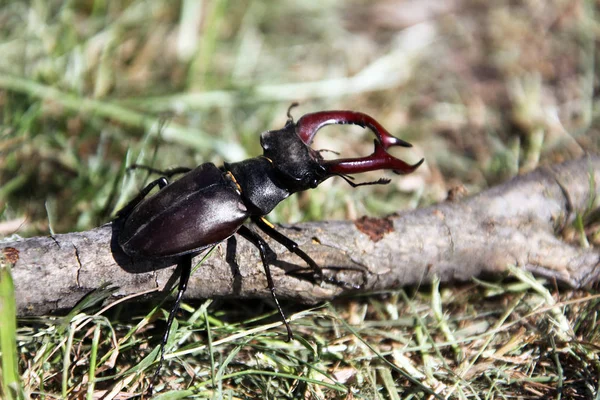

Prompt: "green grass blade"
[0,253,23,400]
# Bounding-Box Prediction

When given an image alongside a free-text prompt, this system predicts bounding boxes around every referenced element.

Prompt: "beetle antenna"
[286,102,299,123]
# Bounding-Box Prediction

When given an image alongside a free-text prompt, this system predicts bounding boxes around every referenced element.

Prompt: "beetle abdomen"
[119,163,249,258]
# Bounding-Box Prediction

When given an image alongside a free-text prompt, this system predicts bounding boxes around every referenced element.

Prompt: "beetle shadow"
[225,236,243,295]
[274,258,368,290]
[222,235,325,291]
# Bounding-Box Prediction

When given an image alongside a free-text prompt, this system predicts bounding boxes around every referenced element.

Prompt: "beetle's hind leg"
[237,225,294,341]
[148,253,193,393]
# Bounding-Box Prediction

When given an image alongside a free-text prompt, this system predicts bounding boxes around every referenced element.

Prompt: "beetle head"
[261,108,424,191]
[260,119,327,192]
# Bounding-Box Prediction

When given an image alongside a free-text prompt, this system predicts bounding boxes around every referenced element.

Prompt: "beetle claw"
[323,140,424,178]
[294,110,423,182]
[295,110,411,150]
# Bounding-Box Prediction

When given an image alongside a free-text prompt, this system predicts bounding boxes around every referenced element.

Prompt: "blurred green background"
[0,1,598,398]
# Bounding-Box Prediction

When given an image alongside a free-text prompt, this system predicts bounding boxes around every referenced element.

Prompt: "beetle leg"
[253,216,367,289]
[127,164,192,178]
[116,177,169,218]
[237,225,294,341]
[252,216,323,283]
[149,253,192,393]
[335,174,391,187]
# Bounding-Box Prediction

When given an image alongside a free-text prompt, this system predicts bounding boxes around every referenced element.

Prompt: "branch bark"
[4,156,600,316]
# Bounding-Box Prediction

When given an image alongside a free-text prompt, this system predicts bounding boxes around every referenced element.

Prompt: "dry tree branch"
[4,156,599,316]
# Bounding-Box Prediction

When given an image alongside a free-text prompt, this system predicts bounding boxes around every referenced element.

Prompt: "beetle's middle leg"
[237,225,294,341]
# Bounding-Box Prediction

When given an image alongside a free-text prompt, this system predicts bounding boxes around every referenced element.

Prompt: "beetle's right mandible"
[294,110,424,178]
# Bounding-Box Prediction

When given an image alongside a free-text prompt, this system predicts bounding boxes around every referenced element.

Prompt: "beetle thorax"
[224,158,290,216]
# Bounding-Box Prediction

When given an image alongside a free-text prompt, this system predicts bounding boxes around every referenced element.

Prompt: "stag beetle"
[116,106,423,385]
